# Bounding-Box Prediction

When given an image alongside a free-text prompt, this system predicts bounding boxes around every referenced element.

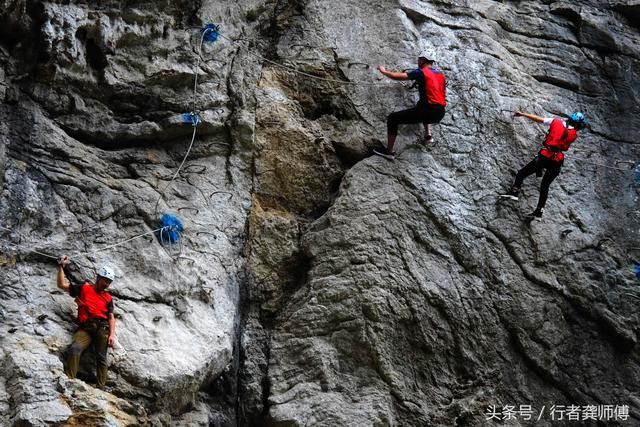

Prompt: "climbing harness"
[539,118,577,163]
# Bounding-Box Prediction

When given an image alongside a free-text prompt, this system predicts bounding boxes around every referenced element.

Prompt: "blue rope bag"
[157,214,183,245]
[183,112,201,126]
[202,24,220,43]
[634,264,640,280]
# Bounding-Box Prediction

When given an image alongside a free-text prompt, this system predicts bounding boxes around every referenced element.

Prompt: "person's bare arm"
[514,111,546,123]
[108,313,116,347]
[377,66,410,81]
[57,255,70,292]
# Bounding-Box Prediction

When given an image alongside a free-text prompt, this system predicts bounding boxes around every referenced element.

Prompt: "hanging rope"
[157,214,183,244]
[153,124,199,218]
[191,27,215,112]
[153,25,214,218]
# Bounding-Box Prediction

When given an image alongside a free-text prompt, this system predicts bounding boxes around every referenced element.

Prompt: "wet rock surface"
[0,0,639,426]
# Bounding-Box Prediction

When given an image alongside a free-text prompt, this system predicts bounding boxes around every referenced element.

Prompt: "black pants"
[387,104,445,135]
[514,155,562,210]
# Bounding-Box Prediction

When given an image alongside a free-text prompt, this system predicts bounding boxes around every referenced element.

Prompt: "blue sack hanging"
[634,164,640,184]
[202,24,219,43]
[634,264,640,279]
[158,214,183,245]
[183,112,201,126]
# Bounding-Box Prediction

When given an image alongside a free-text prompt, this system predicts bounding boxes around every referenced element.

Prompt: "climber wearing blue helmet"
[568,112,587,129]
[500,111,587,221]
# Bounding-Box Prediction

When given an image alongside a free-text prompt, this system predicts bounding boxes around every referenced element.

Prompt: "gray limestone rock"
[243,0,640,426]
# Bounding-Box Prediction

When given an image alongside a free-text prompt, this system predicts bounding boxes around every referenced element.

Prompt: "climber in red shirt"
[375,54,446,159]
[57,255,117,389]
[500,111,587,221]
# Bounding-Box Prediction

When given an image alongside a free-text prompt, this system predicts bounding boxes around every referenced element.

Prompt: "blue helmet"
[568,112,587,128]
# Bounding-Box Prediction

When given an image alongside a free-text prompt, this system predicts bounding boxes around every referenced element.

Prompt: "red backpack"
[421,67,446,107]
[539,118,577,162]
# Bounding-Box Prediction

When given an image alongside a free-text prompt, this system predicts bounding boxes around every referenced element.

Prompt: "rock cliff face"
[1,0,639,426]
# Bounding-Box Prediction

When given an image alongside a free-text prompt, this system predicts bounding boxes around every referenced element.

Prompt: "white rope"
[192,29,208,111]
[154,28,209,217]
[0,231,60,261]
[0,225,59,259]
[0,224,171,260]
[154,124,199,216]
[68,227,166,257]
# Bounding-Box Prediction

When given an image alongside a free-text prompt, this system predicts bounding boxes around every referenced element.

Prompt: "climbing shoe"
[424,124,434,143]
[525,208,544,222]
[499,187,520,201]
[373,146,396,160]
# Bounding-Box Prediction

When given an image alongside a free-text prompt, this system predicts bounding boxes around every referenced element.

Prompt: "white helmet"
[96,266,115,281]
[418,51,436,63]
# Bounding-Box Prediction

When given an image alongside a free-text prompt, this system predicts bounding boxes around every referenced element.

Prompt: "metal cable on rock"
[217,32,395,87]
[570,157,636,173]
[0,225,60,260]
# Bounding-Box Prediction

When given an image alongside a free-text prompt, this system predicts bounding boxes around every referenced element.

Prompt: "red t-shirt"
[70,282,113,323]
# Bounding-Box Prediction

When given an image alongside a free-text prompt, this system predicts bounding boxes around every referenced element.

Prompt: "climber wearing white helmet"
[56,255,117,389]
[500,111,588,221]
[375,54,447,159]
